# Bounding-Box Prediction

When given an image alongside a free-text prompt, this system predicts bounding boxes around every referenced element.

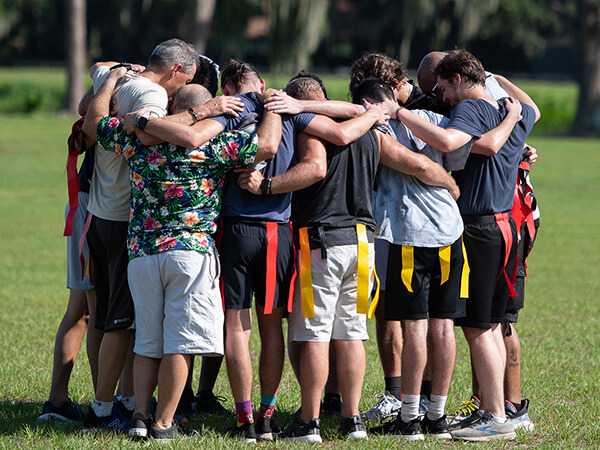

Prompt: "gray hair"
[171,84,212,114]
[148,38,199,74]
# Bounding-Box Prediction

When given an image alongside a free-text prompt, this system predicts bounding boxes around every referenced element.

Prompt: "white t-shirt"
[88,66,168,221]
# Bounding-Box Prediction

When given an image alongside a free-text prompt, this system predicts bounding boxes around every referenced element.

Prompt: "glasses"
[425,82,439,99]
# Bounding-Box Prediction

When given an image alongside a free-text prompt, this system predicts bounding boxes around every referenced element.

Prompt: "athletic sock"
[384,376,402,400]
[259,395,277,418]
[400,394,420,423]
[235,400,253,425]
[492,415,507,424]
[91,399,113,418]
[420,380,432,399]
[119,396,135,412]
[426,394,447,420]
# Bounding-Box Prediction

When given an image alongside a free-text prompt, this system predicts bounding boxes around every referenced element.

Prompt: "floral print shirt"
[97,116,258,260]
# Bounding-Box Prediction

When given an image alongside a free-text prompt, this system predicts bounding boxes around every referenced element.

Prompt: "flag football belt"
[511,160,537,276]
[399,241,470,299]
[297,224,380,319]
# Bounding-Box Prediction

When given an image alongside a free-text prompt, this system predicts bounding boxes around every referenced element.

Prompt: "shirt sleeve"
[446,100,486,139]
[96,116,137,156]
[204,130,258,168]
[92,66,110,94]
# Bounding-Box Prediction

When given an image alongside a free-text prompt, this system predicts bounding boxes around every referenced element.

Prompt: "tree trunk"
[574,0,600,135]
[188,0,217,55]
[66,0,86,115]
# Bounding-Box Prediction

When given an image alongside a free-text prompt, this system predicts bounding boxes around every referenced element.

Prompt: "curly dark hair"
[349,52,407,96]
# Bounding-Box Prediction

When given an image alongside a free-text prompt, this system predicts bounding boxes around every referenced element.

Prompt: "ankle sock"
[235,400,253,424]
[400,394,420,423]
[119,396,135,412]
[91,399,113,418]
[259,395,277,418]
[384,376,402,400]
[426,394,447,420]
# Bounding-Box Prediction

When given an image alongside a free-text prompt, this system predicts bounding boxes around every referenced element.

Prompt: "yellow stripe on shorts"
[460,240,470,298]
[356,224,369,314]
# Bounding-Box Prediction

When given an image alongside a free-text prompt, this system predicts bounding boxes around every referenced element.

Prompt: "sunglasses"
[425,82,439,99]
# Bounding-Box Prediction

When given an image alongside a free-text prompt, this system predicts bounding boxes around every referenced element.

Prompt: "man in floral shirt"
[82,68,281,440]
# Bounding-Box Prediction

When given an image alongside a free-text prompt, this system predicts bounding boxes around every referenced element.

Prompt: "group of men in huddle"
[37,37,540,443]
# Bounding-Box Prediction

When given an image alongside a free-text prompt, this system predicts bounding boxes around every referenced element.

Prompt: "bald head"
[417,51,447,93]
[171,84,212,114]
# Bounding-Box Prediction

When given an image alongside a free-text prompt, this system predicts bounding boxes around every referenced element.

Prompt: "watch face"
[138,116,148,130]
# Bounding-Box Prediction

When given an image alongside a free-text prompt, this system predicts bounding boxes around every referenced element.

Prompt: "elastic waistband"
[297,225,374,250]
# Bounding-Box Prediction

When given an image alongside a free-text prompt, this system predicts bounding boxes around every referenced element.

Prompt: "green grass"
[1,112,600,448]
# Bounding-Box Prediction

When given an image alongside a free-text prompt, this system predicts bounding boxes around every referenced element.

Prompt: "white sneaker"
[419,395,430,416]
[506,399,534,431]
[360,392,401,421]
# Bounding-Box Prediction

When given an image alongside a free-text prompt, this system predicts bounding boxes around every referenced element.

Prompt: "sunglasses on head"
[425,82,439,99]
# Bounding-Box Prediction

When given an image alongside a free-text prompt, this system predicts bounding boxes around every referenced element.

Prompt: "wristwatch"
[260,178,272,195]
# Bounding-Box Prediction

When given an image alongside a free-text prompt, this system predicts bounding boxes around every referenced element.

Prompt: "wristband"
[260,178,272,195]
[110,62,133,71]
[188,108,200,122]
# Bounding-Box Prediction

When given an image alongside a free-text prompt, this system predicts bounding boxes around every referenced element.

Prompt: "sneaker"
[255,415,281,441]
[150,421,199,442]
[128,414,152,439]
[419,395,430,416]
[82,402,130,434]
[447,395,480,425]
[278,417,322,443]
[421,414,451,439]
[225,421,257,443]
[176,387,196,418]
[370,415,424,441]
[450,411,516,441]
[194,391,230,415]
[150,396,188,425]
[360,392,401,421]
[340,415,367,440]
[321,394,342,417]
[38,400,85,423]
[506,399,534,431]
[448,409,485,431]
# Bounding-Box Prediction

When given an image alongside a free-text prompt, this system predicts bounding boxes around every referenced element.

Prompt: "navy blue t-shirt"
[448,99,535,215]
[218,97,315,221]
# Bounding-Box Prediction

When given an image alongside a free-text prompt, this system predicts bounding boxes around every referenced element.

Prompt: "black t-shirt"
[403,79,451,117]
[78,149,95,194]
[292,129,380,231]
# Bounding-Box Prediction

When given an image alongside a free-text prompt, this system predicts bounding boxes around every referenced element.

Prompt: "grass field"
[0,105,599,446]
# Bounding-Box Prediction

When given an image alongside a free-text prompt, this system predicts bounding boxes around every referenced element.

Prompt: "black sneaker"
[38,400,85,423]
[194,391,230,415]
[255,415,281,441]
[127,414,152,439]
[421,414,451,439]
[321,393,342,417]
[506,398,534,431]
[176,386,196,418]
[278,417,322,443]
[225,421,257,443]
[150,421,199,442]
[370,414,424,441]
[340,415,367,440]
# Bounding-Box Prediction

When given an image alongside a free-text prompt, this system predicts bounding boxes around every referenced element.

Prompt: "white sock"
[401,394,420,423]
[119,396,135,412]
[92,399,113,417]
[492,415,507,423]
[426,394,447,420]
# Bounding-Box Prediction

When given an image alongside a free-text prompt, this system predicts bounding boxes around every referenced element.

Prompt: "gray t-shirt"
[374,110,464,247]
[88,66,168,221]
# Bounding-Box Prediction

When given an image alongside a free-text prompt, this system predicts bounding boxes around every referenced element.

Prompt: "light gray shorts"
[65,192,93,291]
[127,249,224,358]
[288,243,373,342]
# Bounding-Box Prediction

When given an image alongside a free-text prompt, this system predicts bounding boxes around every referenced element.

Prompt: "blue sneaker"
[38,400,85,423]
[82,401,131,434]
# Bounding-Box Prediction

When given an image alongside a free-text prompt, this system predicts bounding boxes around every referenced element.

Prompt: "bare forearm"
[143,117,223,149]
[472,113,518,156]
[255,111,282,162]
[396,108,469,152]
[493,74,541,121]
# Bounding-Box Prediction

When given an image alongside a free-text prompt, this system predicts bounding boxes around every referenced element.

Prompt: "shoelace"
[450,399,478,416]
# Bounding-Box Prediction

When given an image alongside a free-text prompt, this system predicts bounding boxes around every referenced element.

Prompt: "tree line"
[1,0,599,133]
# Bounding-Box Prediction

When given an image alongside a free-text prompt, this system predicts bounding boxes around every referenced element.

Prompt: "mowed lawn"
[0,112,599,448]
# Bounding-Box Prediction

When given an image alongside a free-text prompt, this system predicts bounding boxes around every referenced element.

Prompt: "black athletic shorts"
[455,214,518,329]
[385,237,465,321]
[219,219,294,311]
[86,215,134,331]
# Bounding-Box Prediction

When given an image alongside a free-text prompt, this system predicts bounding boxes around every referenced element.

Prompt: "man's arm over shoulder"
[378,131,460,200]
